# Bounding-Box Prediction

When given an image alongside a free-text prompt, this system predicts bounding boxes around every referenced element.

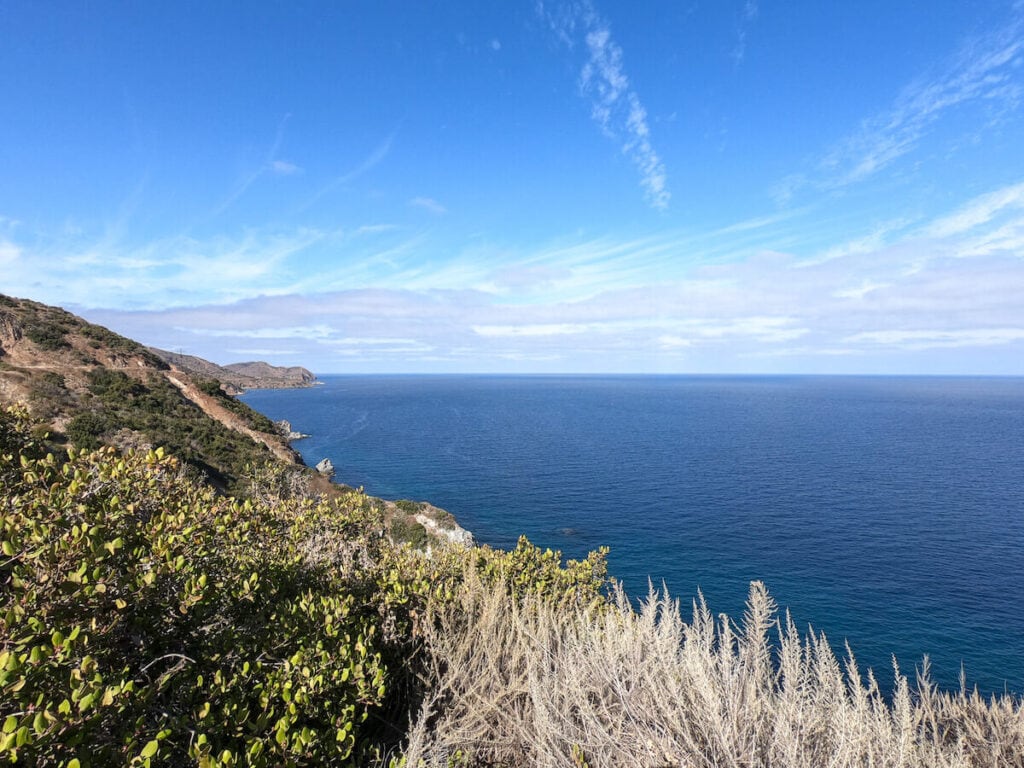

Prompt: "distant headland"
[148,348,317,393]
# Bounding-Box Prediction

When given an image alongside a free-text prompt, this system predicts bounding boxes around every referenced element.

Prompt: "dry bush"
[398,577,1024,768]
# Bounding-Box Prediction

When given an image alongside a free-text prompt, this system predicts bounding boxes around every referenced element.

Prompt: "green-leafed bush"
[390,516,429,549]
[196,379,280,437]
[0,405,613,765]
[25,400,1019,767]
[76,369,278,490]
[64,410,110,449]
[1,406,388,765]
[24,323,71,351]
[80,322,166,366]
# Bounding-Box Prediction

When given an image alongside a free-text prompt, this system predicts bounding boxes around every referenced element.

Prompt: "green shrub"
[197,378,224,397]
[0,406,389,765]
[24,323,70,350]
[65,410,110,449]
[0,406,619,765]
[80,322,166,366]
[390,516,429,549]
[26,371,73,420]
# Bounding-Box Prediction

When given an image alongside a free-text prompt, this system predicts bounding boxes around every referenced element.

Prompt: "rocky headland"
[149,348,317,393]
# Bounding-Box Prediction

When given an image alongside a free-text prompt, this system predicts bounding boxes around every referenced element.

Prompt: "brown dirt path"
[164,368,300,465]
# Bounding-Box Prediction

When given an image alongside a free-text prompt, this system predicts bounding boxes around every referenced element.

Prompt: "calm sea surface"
[242,375,1024,695]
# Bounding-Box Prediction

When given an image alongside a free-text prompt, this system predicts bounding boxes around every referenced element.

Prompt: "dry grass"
[398,575,1024,767]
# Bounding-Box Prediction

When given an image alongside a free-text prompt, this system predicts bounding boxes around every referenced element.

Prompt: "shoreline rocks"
[276,419,311,441]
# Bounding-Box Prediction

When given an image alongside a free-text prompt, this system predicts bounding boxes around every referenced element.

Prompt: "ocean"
[241,375,1024,695]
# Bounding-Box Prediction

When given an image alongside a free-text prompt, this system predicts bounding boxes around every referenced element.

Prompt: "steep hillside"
[149,348,316,393]
[0,294,300,489]
[0,294,469,545]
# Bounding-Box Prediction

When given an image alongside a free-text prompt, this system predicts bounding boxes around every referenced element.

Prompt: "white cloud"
[473,323,588,337]
[9,171,1024,373]
[955,218,1024,259]
[689,316,808,342]
[211,114,295,216]
[832,281,891,300]
[227,348,300,356]
[331,337,421,346]
[845,328,1024,349]
[542,1,670,210]
[926,181,1024,238]
[732,0,759,65]
[75,214,1024,371]
[410,197,448,215]
[0,240,20,266]
[295,133,395,213]
[785,8,1024,196]
[802,218,914,266]
[270,160,302,175]
[658,334,693,349]
[179,324,336,340]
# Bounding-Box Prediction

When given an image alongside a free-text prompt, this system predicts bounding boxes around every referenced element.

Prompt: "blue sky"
[2,1,1024,373]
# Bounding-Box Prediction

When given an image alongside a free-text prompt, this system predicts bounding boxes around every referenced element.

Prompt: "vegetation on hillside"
[146,349,316,393]
[3,404,1023,766]
[0,405,606,765]
[62,367,280,491]
[0,295,294,491]
[0,295,164,367]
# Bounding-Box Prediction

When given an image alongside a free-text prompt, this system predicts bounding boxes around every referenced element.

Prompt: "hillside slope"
[0,294,469,545]
[0,294,300,488]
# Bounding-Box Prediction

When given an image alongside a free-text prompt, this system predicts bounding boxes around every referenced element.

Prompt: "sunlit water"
[243,375,1024,695]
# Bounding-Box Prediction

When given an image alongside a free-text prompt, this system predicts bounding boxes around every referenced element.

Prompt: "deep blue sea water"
[242,375,1024,695]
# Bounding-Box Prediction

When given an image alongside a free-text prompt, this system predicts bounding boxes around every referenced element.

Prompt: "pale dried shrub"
[397,579,1024,768]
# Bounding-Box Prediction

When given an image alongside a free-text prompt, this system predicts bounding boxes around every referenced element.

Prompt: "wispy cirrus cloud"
[0,239,20,266]
[227,348,300,357]
[732,0,759,65]
[410,196,448,215]
[473,323,589,337]
[294,133,395,213]
[0,223,335,310]
[73,180,1024,373]
[844,328,1024,350]
[539,1,670,210]
[777,7,1024,201]
[212,114,295,217]
[925,181,1024,238]
[182,324,336,340]
[270,160,302,175]
[9,174,1024,373]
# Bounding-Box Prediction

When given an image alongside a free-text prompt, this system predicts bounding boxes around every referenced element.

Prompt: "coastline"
[246,388,475,549]
[238,373,1024,696]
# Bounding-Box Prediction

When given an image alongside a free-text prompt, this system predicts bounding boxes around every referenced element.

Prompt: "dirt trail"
[164,369,299,465]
